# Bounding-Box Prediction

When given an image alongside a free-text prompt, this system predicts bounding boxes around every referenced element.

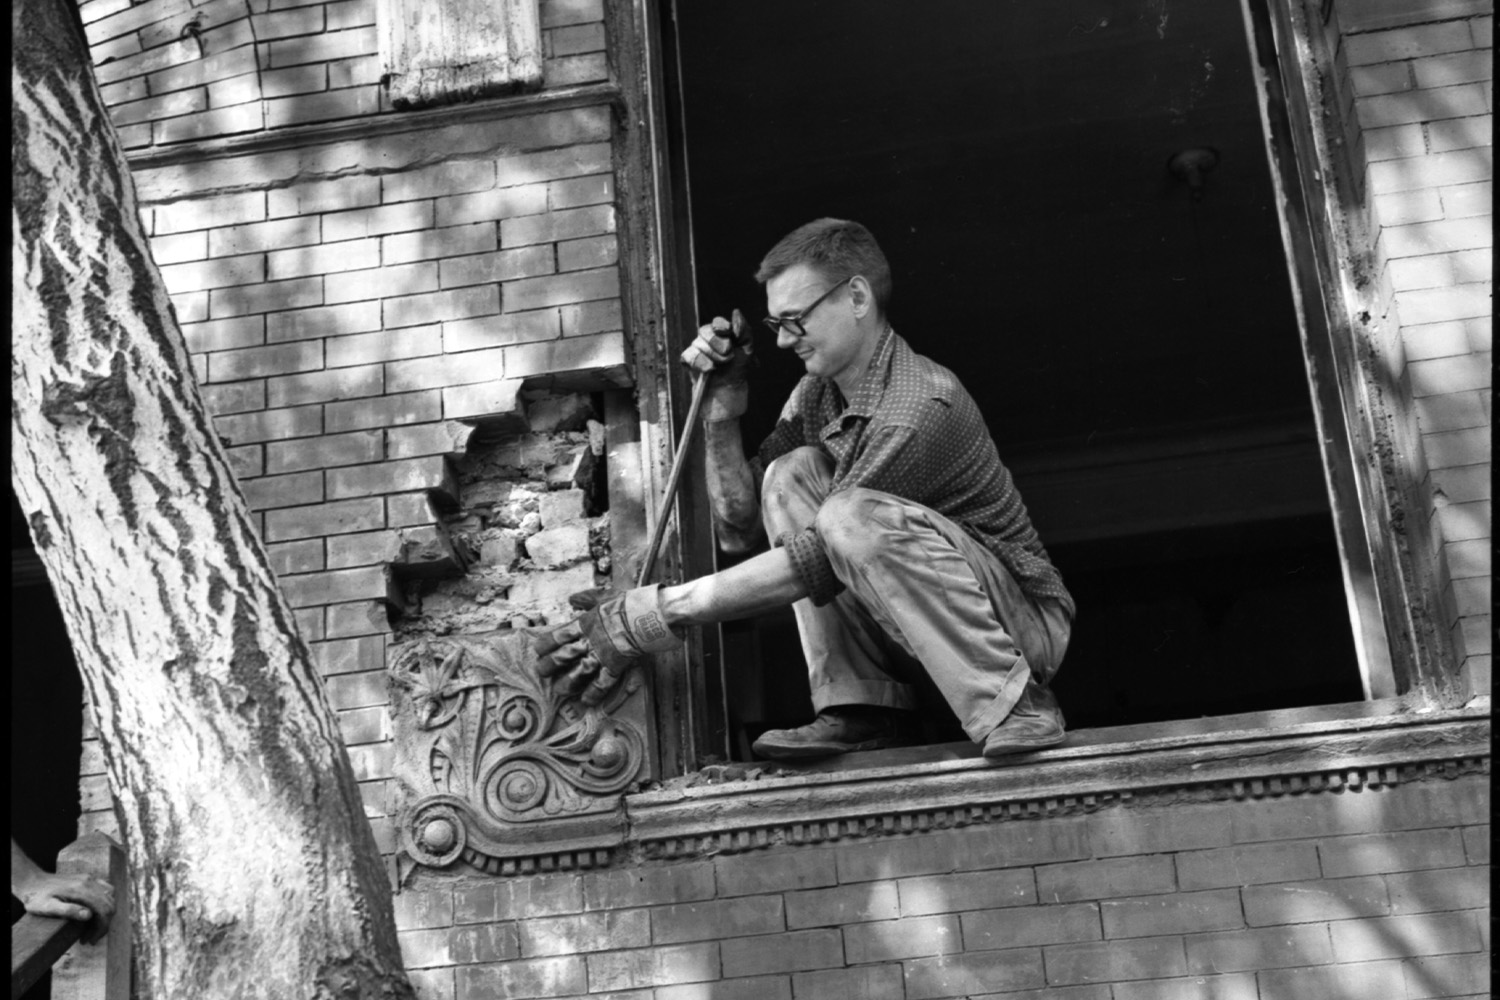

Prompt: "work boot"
[752,706,920,760]
[982,682,1066,758]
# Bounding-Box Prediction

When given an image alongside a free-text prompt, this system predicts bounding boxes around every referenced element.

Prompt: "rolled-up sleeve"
[776,526,844,606]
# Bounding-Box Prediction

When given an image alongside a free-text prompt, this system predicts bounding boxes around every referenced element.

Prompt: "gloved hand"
[680,308,755,421]
[533,586,683,706]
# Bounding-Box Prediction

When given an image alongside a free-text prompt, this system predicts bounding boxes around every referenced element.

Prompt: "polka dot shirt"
[757,326,1074,616]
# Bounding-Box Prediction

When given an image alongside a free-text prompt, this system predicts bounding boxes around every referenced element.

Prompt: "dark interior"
[666,0,1364,751]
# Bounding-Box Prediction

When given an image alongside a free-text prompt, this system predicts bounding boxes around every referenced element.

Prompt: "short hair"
[755,218,892,315]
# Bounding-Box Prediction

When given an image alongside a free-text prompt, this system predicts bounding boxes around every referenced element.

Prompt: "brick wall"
[388,771,1489,1000]
[78,0,608,150]
[73,0,634,854]
[1327,1,1492,697]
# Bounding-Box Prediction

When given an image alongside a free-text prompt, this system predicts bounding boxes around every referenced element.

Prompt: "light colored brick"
[384,160,496,204]
[1038,854,1174,902]
[269,177,381,218]
[1043,936,1186,986]
[173,291,209,324]
[1453,575,1491,616]
[840,820,1092,885]
[435,184,548,228]
[210,276,323,319]
[520,908,649,957]
[440,246,555,288]
[144,38,258,96]
[1365,123,1427,161]
[149,231,208,265]
[1320,827,1468,876]
[327,325,442,367]
[160,253,266,295]
[785,882,897,930]
[586,942,718,991]
[561,298,623,336]
[267,365,382,408]
[267,26,377,67]
[208,340,322,382]
[448,923,520,966]
[385,285,499,329]
[383,223,497,265]
[583,862,715,911]
[651,896,784,944]
[843,913,957,964]
[1185,923,1333,974]
[1357,83,1488,128]
[550,21,606,56]
[155,191,267,235]
[453,875,582,924]
[317,635,386,678]
[201,380,265,416]
[261,64,327,99]
[1242,876,1390,926]
[1397,282,1492,326]
[1351,62,1414,97]
[326,599,394,638]
[1437,499,1491,542]
[1431,114,1495,155]
[210,216,321,257]
[326,391,442,433]
[1404,951,1490,999]
[1440,178,1493,216]
[905,949,1045,999]
[328,53,380,89]
[325,529,402,570]
[268,238,382,280]
[549,173,614,209]
[1369,149,1494,197]
[1345,21,1475,65]
[225,443,263,479]
[1112,974,1258,1000]
[720,929,840,978]
[182,315,264,353]
[154,103,265,145]
[557,234,618,272]
[454,957,585,1000]
[1175,841,1321,890]
[214,404,322,446]
[445,309,560,352]
[1101,888,1244,939]
[336,705,390,747]
[267,538,324,576]
[266,430,383,474]
[1386,866,1490,914]
[963,901,1101,951]
[1446,536,1492,578]
[716,848,837,897]
[495,142,612,187]
[207,72,263,110]
[327,455,453,500]
[1424,425,1491,469]
[1390,249,1492,292]
[1330,910,1482,960]
[399,928,451,969]
[325,201,434,243]
[267,301,383,344]
[1375,188,1444,226]
[1233,777,1488,841]
[502,205,615,248]
[264,497,384,541]
[1415,49,1494,89]
[1091,803,1231,857]
[346,741,391,781]
[388,492,438,528]
[897,868,1035,916]
[386,348,507,393]
[1409,353,1493,397]
[280,565,392,608]
[541,0,604,29]
[543,53,608,87]
[505,330,626,380]
[266,88,381,128]
[325,262,438,305]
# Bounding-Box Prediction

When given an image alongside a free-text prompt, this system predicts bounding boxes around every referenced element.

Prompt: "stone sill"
[622,700,1490,854]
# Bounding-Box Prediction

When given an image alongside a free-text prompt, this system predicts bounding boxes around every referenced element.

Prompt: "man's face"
[765,264,862,381]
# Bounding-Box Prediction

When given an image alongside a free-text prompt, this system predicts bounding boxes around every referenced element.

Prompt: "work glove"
[533,586,683,706]
[680,308,755,421]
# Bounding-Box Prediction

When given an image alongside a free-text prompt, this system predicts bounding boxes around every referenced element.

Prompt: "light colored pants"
[762,447,1071,742]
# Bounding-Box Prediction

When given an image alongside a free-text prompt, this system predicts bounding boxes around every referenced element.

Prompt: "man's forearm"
[703,418,763,554]
[659,547,808,626]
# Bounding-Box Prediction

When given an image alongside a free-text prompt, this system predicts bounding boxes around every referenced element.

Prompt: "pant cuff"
[965,659,1032,742]
[811,679,917,713]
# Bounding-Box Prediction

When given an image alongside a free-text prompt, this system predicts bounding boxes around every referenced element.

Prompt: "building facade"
[65,0,1490,996]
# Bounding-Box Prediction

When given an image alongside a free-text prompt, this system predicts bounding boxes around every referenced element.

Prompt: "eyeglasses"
[763,276,853,338]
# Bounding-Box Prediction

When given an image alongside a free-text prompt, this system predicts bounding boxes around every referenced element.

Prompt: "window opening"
[664,0,1365,758]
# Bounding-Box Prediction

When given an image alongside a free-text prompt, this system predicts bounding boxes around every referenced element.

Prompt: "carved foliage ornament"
[376,0,544,110]
[389,631,645,871]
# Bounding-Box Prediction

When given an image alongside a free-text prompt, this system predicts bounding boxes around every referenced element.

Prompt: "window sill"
[622,699,1490,859]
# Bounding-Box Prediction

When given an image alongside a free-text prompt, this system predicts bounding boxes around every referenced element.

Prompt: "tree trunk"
[10,2,415,997]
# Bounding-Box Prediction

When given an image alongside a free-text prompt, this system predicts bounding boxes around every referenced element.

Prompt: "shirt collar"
[841,325,897,419]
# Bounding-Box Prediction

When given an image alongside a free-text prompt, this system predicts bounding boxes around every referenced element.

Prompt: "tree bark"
[10,2,415,997]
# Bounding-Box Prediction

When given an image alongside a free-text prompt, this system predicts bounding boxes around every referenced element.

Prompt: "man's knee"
[762,446,833,497]
[814,488,891,565]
